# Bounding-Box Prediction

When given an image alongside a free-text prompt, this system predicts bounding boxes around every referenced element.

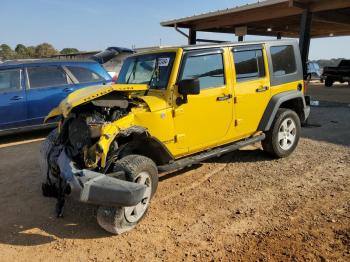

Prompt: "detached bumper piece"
[56,150,146,207]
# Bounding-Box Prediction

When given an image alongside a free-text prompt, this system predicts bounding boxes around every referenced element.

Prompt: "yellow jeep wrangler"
[40,40,310,234]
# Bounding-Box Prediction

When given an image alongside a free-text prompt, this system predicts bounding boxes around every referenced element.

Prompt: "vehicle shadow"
[159,147,272,182]
[0,129,51,146]
[0,196,111,246]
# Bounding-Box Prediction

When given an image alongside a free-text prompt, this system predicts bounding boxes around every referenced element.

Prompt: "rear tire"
[97,155,158,234]
[325,77,334,87]
[262,109,301,158]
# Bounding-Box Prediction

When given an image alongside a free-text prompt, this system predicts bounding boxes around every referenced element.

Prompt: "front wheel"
[97,155,158,234]
[262,109,301,158]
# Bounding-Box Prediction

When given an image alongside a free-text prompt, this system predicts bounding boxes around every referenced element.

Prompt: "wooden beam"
[288,0,308,9]
[299,8,312,77]
[313,13,350,26]
[309,0,350,12]
[193,3,302,31]
[188,29,197,45]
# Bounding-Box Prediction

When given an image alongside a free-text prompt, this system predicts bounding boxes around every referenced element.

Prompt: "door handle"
[217,94,232,101]
[63,87,74,92]
[10,95,23,101]
[256,86,269,93]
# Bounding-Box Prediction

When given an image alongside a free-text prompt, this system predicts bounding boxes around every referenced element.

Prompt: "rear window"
[67,66,104,83]
[27,66,69,89]
[270,45,296,76]
[0,69,21,92]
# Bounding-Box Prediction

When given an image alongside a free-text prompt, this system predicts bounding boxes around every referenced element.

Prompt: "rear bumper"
[54,150,146,207]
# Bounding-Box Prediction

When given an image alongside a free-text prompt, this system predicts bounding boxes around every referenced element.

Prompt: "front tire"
[97,155,158,234]
[262,109,301,158]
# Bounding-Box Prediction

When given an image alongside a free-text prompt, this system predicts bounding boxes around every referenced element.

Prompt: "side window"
[66,66,104,83]
[0,69,21,92]
[180,53,224,89]
[233,49,265,82]
[27,66,69,89]
[270,45,296,76]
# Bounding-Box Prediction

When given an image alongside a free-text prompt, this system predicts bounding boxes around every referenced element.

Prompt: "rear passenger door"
[25,65,74,125]
[0,67,27,129]
[232,45,271,138]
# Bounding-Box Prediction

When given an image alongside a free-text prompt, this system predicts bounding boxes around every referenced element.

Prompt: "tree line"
[0,43,79,60]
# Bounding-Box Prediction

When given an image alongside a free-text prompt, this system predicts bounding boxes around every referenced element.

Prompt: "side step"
[158,134,265,173]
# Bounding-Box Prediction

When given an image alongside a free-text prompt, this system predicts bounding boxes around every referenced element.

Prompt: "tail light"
[112,74,118,83]
[303,80,308,94]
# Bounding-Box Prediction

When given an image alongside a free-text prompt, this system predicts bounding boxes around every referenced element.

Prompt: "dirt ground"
[0,83,349,261]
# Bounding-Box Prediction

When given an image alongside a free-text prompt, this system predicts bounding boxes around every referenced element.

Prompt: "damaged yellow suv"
[40,40,310,234]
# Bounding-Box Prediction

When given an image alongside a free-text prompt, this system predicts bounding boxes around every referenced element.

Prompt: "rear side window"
[0,69,21,92]
[27,66,69,89]
[270,45,296,76]
[180,53,224,89]
[67,66,104,83]
[233,49,265,81]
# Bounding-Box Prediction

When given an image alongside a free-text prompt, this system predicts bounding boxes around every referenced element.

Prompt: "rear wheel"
[262,109,301,158]
[97,155,158,234]
[325,77,334,87]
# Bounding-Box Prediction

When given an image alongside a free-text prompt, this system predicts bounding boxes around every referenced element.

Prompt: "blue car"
[0,59,112,135]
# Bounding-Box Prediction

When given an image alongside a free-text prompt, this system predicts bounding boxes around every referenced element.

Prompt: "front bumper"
[52,150,146,207]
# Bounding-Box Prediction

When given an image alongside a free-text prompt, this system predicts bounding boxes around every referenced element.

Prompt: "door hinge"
[172,108,184,117]
[234,120,238,126]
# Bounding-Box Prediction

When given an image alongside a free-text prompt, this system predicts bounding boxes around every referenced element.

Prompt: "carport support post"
[189,28,197,45]
[299,8,312,78]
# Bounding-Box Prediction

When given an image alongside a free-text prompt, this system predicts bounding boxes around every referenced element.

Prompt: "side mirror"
[178,78,200,95]
[176,78,200,105]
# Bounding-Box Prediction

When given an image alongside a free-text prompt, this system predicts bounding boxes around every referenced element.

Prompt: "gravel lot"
[0,83,349,261]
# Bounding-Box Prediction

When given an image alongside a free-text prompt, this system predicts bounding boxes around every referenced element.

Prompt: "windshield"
[339,60,350,67]
[117,52,176,89]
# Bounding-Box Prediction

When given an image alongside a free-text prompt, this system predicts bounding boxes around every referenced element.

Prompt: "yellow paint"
[46,46,303,167]
[45,84,148,121]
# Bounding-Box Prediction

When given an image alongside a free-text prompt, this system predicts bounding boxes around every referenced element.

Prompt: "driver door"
[173,49,233,155]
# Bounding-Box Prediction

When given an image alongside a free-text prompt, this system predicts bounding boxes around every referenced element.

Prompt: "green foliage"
[0,44,15,60]
[34,43,58,58]
[0,43,65,60]
[26,46,36,58]
[14,44,26,54]
[60,48,79,55]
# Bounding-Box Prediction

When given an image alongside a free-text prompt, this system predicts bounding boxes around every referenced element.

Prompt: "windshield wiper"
[148,58,160,88]
[126,58,138,84]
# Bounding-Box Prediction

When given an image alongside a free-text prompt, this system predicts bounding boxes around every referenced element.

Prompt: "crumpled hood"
[45,84,149,121]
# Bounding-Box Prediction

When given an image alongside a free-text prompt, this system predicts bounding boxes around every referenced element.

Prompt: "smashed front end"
[40,85,149,217]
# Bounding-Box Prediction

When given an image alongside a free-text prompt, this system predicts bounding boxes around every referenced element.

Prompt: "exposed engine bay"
[41,92,148,217]
[56,93,145,170]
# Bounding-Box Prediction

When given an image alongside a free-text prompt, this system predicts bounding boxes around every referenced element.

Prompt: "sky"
[1,0,349,60]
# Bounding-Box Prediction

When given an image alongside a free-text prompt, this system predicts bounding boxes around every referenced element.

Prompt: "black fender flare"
[258,90,310,131]
[112,126,175,166]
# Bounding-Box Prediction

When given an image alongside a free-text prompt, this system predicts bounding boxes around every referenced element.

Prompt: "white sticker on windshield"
[158,57,170,67]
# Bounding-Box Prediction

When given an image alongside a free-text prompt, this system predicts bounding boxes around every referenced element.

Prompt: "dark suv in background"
[0,59,111,135]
